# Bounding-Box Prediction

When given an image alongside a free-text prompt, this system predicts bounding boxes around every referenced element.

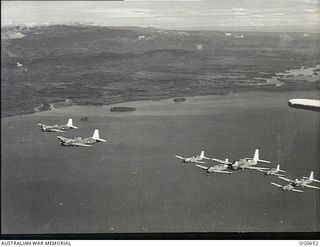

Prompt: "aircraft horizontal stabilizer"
[211,158,229,164]
[95,138,107,142]
[258,159,271,164]
[50,129,66,133]
[292,189,304,193]
[92,129,106,142]
[67,119,79,129]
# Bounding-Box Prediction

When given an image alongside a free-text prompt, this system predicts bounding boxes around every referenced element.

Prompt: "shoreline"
[2,90,319,119]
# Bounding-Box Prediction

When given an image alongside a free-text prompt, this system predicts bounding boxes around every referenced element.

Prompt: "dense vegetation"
[110,107,136,112]
[1,25,319,117]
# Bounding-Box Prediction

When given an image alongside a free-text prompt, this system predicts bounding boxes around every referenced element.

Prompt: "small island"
[81,117,89,121]
[110,107,136,112]
[34,103,52,112]
[173,97,186,103]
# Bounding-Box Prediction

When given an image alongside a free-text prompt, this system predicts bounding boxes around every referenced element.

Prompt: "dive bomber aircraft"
[57,129,106,147]
[195,161,232,174]
[255,164,286,177]
[175,151,210,164]
[38,118,78,132]
[278,171,320,190]
[270,182,304,193]
[211,149,271,170]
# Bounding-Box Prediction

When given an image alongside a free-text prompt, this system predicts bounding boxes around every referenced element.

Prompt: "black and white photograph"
[1,0,319,239]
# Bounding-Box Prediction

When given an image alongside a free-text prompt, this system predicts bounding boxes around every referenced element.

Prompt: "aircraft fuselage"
[59,137,98,146]
[40,124,73,132]
[291,179,311,187]
[183,156,202,163]
[207,165,229,173]
[265,169,278,175]
[282,184,295,191]
[230,158,256,170]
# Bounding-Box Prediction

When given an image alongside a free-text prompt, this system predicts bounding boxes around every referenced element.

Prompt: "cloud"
[2,0,319,30]
[234,12,248,15]
[126,0,203,1]
[85,8,155,18]
[232,7,247,11]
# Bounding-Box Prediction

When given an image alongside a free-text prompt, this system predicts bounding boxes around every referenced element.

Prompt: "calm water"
[2,91,319,233]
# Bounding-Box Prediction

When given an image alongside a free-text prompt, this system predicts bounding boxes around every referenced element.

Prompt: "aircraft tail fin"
[200,150,210,160]
[309,171,314,181]
[253,149,271,163]
[277,164,286,172]
[67,118,78,129]
[253,149,259,161]
[92,129,106,142]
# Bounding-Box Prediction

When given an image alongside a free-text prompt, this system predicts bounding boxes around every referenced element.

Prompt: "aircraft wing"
[49,128,66,133]
[302,177,320,183]
[175,155,185,160]
[271,182,282,188]
[194,160,206,164]
[57,136,69,142]
[278,176,293,183]
[246,167,269,170]
[72,142,92,147]
[291,189,304,193]
[211,158,230,164]
[214,170,233,174]
[195,164,208,170]
[304,184,320,190]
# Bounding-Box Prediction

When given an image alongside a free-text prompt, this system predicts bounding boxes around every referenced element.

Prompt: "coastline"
[2,90,319,119]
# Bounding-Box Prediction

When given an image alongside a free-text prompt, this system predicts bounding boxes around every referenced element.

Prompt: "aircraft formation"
[38,118,107,147]
[39,119,318,192]
[175,149,320,193]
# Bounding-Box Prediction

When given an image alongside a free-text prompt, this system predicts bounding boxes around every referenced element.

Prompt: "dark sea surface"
[1,91,319,234]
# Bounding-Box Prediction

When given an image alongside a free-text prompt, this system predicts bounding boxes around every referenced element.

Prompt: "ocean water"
[1,91,319,233]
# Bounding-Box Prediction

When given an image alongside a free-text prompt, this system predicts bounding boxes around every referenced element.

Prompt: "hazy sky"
[2,0,319,31]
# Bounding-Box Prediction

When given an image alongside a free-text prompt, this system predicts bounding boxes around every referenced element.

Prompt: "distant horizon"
[2,0,319,33]
[2,23,319,33]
